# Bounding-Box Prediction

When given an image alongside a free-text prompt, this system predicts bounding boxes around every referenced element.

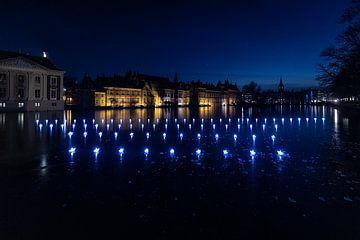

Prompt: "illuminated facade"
[0,50,64,111]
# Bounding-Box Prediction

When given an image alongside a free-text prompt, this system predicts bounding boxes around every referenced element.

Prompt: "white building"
[0,50,64,111]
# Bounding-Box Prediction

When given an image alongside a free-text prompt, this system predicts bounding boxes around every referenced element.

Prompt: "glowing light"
[233,134,237,141]
[170,148,175,156]
[68,131,73,138]
[68,147,76,155]
[165,124,168,130]
[129,119,132,123]
[196,149,201,156]
[55,119,58,124]
[141,123,144,130]
[250,124,253,130]
[83,132,87,138]
[252,134,256,141]
[273,118,276,123]
[130,124,133,130]
[45,119,48,125]
[95,124,98,130]
[197,133,201,140]
[73,119,77,124]
[229,118,231,123]
[93,147,100,155]
[179,133,184,140]
[250,150,256,157]
[163,132,167,140]
[83,119,86,124]
[271,135,275,141]
[220,118,222,123]
[255,118,258,123]
[246,118,249,123]
[201,124,204,130]
[262,124,265,130]
[102,119,104,124]
[201,118,204,123]
[237,118,240,122]
[211,118,213,123]
[130,132,134,139]
[275,124,278,131]
[114,132,118,139]
[84,124,87,130]
[107,124,110,130]
[98,132,103,139]
[225,124,228,131]
[92,119,95,124]
[72,124,75,130]
[290,118,293,123]
[215,133,219,141]
[189,124,192,130]
[183,118,186,123]
[238,124,240,130]
[223,149,229,157]
[264,118,267,123]
[118,148,125,156]
[146,132,150,139]
[153,124,156,130]
[36,119,39,125]
[281,118,284,123]
[177,124,179,129]
[298,117,301,123]
[144,148,149,155]
[118,124,121,129]
[277,150,284,156]
[39,123,43,130]
[49,124,53,130]
[306,117,309,122]
[213,124,216,130]
[61,124,64,130]
[322,117,325,122]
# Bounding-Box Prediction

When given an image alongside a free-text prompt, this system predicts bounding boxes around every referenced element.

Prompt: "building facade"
[0,50,64,111]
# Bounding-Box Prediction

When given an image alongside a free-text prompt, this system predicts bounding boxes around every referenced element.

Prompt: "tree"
[317,0,360,97]
[242,81,261,95]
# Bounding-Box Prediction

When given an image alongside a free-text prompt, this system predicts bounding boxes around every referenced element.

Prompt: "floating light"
[197,133,201,140]
[146,132,150,139]
[189,124,192,130]
[98,132,103,139]
[250,124,253,130]
[153,124,156,130]
[220,118,222,123]
[74,119,77,124]
[233,134,237,141]
[95,124,98,130]
[107,124,110,130]
[322,117,325,122]
[246,118,249,123]
[165,124,168,130]
[262,124,265,130]
[179,133,184,140]
[170,148,175,156]
[83,132,87,138]
[177,124,180,129]
[36,119,39,125]
[83,119,86,124]
[39,123,43,130]
[61,124,64,130]
[55,119,58,124]
[238,124,240,130]
[271,135,275,141]
[225,124,228,131]
[196,149,201,156]
[114,132,118,139]
[250,150,256,157]
[144,148,149,156]
[92,119,95,124]
[275,124,278,131]
[45,119,48,125]
[215,133,219,141]
[213,124,216,130]
[119,148,124,156]
[290,118,293,122]
[264,118,267,123]
[93,147,100,155]
[141,123,144,130]
[306,117,309,122]
[49,124,53,130]
[273,118,276,123]
[72,124,75,130]
[130,132,134,139]
[68,147,76,155]
[163,132,167,140]
[68,131,73,138]
[277,150,284,156]
[252,134,256,141]
[223,149,229,157]
[130,124,133,130]
[255,118,258,123]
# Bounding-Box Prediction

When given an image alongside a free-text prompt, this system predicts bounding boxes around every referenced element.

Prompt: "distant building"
[0,50,64,111]
[278,77,285,104]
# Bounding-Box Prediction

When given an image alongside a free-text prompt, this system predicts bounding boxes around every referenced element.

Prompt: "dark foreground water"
[0,106,360,239]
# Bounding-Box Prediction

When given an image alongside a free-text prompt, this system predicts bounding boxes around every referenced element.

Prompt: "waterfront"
[1,106,360,239]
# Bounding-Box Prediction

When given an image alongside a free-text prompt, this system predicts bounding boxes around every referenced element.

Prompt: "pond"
[0,105,360,239]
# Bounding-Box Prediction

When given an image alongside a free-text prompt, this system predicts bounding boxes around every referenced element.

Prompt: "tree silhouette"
[317,0,360,97]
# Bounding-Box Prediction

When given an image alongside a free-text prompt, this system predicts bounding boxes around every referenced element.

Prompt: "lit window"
[18,102,24,108]
[35,102,40,107]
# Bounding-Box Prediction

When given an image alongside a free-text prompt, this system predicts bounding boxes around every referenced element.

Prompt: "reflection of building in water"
[0,50,64,111]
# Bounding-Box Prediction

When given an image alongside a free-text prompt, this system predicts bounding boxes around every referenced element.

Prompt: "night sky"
[0,0,350,89]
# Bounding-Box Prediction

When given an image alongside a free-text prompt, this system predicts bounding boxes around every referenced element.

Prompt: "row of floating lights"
[36,117,325,128]
[67,146,287,159]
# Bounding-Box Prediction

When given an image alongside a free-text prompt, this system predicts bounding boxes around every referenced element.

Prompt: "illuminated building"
[0,50,64,111]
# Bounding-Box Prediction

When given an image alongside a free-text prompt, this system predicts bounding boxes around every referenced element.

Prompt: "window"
[17,75,25,85]
[0,88,6,98]
[51,103,57,106]
[50,89,57,100]
[18,102,24,108]
[17,88,24,98]
[35,89,40,98]
[35,76,41,84]
[35,102,40,107]
[0,73,6,85]
[50,77,57,85]
[0,102,5,107]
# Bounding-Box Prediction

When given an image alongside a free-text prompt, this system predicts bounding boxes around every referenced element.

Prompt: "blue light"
[141,123,144,129]
[238,124,240,130]
[223,149,229,157]
[72,124,75,130]
[49,124,53,129]
[130,132,134,139]
[118,124,121,129]
[197,133,201,140]
[55,119,58,124]
[74,119,77,124]
[36,119,39,125]
[189,124,192,130]
[39,124,43,130]
[130,124,133,130]
[83,119,86,124]
[146,132,150,139]
[273,118,276,123]
[314,117,317,122]
[165,123,168,129]
[144,148,149,155]
[252,134,256,141]
[111,118,114,123]
[83,132,87,138]
[277,150,284,156]
[61,124,64,130]
[179,133,184,140]
[68,147,76,155]
[215,133,219,141]
[275,124,278,131]
[225,124,228,131]
[119,147,125,156]
[233,134,237,141]
[177,124,180,129]
[213,124,216,130]
[84,124,87,130]
[68,131,73,138]
[93,147,100,154]
[271,135,275,141]
[306,117,309,122]
[107,123,110,130]
[250,124,252,130]
[170,148,175,156]
[98,132,103,139]
[45,119,48,125]
[95,124,98,130]
[114,132,118,139]
[92,119,95,124]
[262,124,265,130]
[250,150,256,157]
[163,132,167,140]
[322,117,325,122]
[264,118,267,123]
[290,118,293,122]
[196,149,201,156]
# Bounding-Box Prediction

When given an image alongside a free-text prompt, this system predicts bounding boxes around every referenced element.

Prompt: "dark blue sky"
[0,0,351,89]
